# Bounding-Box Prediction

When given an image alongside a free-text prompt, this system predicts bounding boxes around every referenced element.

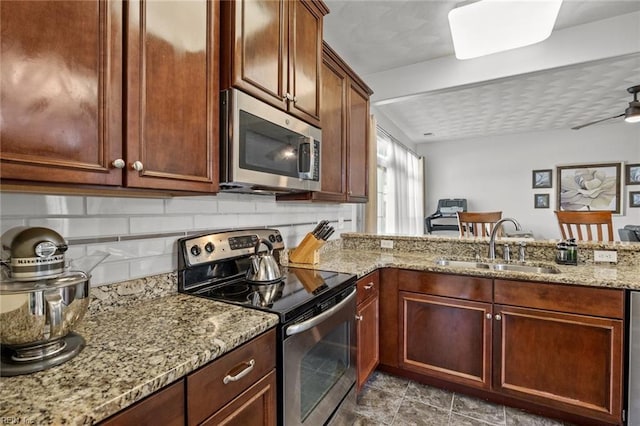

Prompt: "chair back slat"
[554,211,614,242]
[457,211,502,238]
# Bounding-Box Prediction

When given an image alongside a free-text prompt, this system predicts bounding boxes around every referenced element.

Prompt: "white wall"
[0,192,356,286]
[418,122,640,240]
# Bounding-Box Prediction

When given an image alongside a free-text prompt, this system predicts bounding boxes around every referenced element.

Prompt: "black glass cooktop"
[190,267,356,323]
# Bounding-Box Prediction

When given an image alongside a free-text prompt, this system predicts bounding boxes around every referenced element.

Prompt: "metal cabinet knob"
[495,314,502,321]
[355,315,363,321]
[486,313,492,319]
[112,159,125,169]
[132,161,144,171]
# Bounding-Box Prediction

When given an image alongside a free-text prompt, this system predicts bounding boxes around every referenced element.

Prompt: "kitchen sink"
[435,259,491,269]
[435,259,560,274]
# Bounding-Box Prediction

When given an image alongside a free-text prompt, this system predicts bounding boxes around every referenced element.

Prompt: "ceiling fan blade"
[571,113,625,130]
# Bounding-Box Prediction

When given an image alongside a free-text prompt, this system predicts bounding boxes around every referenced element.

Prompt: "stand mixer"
[0,226,106,376]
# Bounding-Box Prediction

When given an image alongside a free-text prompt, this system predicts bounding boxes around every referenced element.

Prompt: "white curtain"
[378,128,424,234]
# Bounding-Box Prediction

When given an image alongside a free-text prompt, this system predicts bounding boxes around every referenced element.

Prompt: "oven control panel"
[181,229,284,266]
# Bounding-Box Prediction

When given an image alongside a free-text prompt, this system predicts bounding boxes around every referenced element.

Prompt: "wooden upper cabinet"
[125,0,219,192]
[221,0,327,127]
[0,0,123,186]
[346,80,370,202]
[276,42,372,203]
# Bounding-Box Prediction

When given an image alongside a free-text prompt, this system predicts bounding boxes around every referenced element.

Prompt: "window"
[376,128,424,234]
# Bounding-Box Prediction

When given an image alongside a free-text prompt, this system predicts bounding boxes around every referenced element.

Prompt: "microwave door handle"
[285,289,356,336]
[307,135,315,177]
[297,136,313,177]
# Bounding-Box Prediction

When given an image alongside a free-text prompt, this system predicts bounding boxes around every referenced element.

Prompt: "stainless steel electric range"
[177,228,357,426]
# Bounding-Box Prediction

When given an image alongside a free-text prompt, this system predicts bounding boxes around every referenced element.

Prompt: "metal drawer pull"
[223,359,255,384]
[364,283,374,290]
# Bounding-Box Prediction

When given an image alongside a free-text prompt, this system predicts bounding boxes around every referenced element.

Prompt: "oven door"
[283,289,356,426]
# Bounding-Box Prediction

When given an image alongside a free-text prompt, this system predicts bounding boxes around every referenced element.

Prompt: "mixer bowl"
[0,271,89,355]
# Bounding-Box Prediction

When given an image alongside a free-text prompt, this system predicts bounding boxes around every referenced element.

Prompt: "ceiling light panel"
[448,0,563,60]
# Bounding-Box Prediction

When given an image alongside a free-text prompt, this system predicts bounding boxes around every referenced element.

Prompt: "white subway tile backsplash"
[164,197,218,214]
[1,192,358,288]
[87,197,164,215]
[129,215,193,234]
[218,200,256,214]
[28,218,129,238]
[88,237,177,262]
[0,193,84,216]
[0,219,26,234]
[90,261,131,286]
[129,254,175,280]
[193,214,238,230]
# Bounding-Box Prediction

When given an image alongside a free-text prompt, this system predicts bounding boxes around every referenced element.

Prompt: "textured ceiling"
[323,0,640,143]
[378,55,640,141]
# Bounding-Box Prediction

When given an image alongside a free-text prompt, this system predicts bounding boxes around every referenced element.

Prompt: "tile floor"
[354,371,573,425]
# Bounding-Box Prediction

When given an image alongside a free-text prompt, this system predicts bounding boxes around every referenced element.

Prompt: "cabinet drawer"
[357,270,379,305]
[398,270,492,302]
[494,279,624,319]
[187,329,276,426]
[100,379,184,426]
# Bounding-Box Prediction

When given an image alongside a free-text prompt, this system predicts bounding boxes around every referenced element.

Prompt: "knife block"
[289,233,325,265]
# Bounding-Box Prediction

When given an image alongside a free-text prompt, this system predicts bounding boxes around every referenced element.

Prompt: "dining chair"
[457,211,503,238]
[554,210,614,242]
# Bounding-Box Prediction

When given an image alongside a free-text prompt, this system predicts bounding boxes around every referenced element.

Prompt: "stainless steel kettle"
[246,238,282,283]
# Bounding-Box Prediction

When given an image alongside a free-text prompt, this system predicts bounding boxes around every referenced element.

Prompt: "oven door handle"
[286,289,356,336]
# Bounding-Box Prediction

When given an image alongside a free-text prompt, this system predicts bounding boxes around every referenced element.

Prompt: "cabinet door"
[223,0,288,111]
[126,0,218,192]
[493,304,623,424]
[0,0,123,186]
[316,53,347,201]
[357,292,379,393]
[201,370,276,426]
[100,380,184,426]
[379,268,399,368]
[346,81,369,202]
[287,0,323,127]
[400,291,492,390]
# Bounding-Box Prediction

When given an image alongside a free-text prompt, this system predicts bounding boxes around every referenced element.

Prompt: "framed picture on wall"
[631,191,640,208]
[626,164,640,185]
[534,193,550,209]
[556,162,623,214]
[532,169,552,188]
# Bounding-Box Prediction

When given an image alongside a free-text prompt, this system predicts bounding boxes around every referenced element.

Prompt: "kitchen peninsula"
[1,233,638,425]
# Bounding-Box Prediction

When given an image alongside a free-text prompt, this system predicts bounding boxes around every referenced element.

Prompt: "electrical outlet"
[380,239,394,249]
[593,250,617,263]
[338,217,344,229]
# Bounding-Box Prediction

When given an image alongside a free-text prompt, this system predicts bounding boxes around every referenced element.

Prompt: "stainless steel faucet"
[489,218,522,260]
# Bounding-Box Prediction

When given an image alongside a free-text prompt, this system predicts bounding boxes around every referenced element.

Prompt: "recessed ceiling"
[323,0,640,143]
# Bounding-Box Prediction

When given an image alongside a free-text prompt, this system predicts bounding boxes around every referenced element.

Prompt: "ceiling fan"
[572,85,640,130]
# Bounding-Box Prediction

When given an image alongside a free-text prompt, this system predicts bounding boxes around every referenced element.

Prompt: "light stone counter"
[286,233,639,290]
[0,293,279,425]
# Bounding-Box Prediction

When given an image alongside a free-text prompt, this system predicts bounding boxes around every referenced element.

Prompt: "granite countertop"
[288,248,640,290]
[0,294,279,425]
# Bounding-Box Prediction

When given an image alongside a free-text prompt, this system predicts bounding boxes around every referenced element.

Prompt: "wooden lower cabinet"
[200,371,276,426]
[356,271,380,392]
[385,269,625,425]
[99,380,185,426]
[493,280,624,424]
[187,329,276,426]
[400,292,492,390]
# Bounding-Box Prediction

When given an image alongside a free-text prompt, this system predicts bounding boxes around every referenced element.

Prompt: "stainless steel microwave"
[220,88,321,194]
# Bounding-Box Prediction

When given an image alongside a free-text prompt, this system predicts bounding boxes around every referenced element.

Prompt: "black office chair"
[425,199,467,234]
[619,225,640,242]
